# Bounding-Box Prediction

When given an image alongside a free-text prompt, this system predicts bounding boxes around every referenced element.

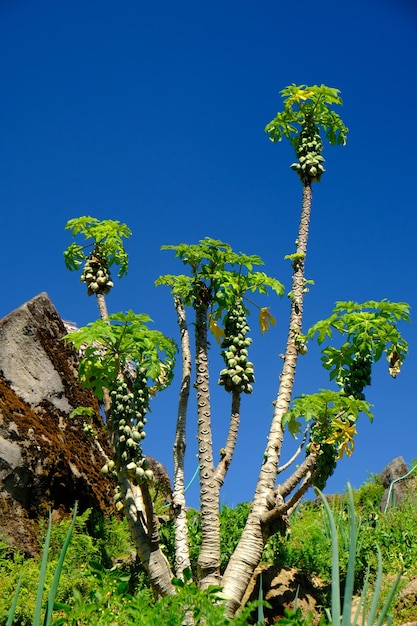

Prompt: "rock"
[395,577,417,624]
[241,565,324,624]
[0,293,114,555]
[379,456,414,511]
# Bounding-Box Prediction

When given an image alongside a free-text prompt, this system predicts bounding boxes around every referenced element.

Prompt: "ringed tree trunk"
[172,296,192,577]
[194,282,222,588]
[222,183,316,615]
[96,292,109,321]
[95,291,112,416]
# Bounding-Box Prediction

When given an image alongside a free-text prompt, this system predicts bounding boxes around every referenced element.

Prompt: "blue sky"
[1,0,416,507]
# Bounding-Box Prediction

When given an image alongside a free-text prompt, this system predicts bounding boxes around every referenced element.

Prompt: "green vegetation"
[2,475,416,624]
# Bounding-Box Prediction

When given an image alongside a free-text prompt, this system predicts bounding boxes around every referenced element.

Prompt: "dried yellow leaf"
[209,314,225,345]
[259,307,276,335]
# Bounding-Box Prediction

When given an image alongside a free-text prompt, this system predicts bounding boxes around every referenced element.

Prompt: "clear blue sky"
[1,0,416,507]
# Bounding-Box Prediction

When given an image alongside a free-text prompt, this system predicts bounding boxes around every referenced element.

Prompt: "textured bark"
[95,292,111,415]
[96,292,109,321]
[194,284,221,588]
[214,390,241,486]
[222,183,313,615]
[120,475,175,598]
[172,297,192,577]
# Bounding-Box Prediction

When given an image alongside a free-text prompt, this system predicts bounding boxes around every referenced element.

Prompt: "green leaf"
[68,406,95,419]
[6,575,22,626]
[33,512,53,625]
[308,299,410,389]
[265,84,348,149]
[65,312,177,400]
[64,216,131,278]
[44,503,78,626]
[283,390,373,439]
[63,243,85,272]
[158,239,284,322]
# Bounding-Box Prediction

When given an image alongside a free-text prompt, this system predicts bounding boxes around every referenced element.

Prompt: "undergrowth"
[1,474,416,625]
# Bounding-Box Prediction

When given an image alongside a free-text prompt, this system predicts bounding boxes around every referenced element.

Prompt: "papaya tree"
[64,216,131,320]
[156,241,284,587]
[62,84,410,617]
[64,219,179,597]
[155,84,409,615]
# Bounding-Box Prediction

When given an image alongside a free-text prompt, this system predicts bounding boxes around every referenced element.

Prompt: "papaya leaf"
[259,307,276,335]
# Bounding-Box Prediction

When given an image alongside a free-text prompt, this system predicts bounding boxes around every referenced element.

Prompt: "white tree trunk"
[172,297,192,577]
[222,183,314,615]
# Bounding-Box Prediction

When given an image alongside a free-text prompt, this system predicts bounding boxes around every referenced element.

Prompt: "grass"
[1,475,416,625]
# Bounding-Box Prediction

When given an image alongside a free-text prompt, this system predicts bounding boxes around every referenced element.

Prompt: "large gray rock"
[0,293,114,555]
[379,456,414,511]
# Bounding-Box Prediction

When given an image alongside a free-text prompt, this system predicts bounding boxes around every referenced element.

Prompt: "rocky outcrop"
[0,293,114,555]
[379,456,416,511]
[241,565,324,624]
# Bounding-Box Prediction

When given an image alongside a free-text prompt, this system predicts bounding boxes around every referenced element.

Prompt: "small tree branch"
[278,451,318,500]
[214,389,241,486]
[261,454,318,527]
[277,425,309,474]
[278,470,316,516]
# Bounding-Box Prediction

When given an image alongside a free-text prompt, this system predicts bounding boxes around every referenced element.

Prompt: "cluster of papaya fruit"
[218,300,255,394]
[308,422,338,491]
[343,353,372,401]
[80,253,114,296]
[101,372,154,501]
[290,122,325,182]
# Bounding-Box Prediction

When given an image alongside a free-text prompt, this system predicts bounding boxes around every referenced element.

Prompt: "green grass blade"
[257,572,265,624]
[33,512,53,626]
[317,489,341,623]
[43,503,78,626]
[366,545,383,626]
[342,484,358,626]
[6,574,23,626]
[350,568,369,626]
[374,568,402,626]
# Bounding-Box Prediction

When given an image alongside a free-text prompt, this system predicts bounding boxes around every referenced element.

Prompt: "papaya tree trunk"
[222,182,313,615]
[94,292,112,416]
[194,282,222,588]
[120,475,176,599]
[172,296,192,577]
[96,292,109,321]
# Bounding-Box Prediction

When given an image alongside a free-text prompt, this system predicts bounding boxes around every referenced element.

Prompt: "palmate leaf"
[307,299,410,383]
[64,216,131,277]
[63,242,85,271]
[282,390,373,439]
[306,315,337,344]
[265,84,348,147]
[158,239,284,324]
[64,312,177,399]
[162,238,264,273]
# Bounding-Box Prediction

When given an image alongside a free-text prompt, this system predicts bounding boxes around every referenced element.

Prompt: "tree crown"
[265,83,348,148]
[63,216,131,277]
